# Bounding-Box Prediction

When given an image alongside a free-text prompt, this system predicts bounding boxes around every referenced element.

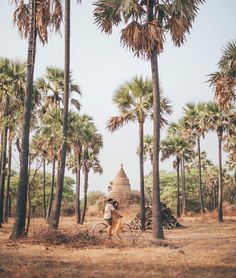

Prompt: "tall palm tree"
[38,109,63,221]
[79,115,103,224]
[208,40,236,110]
[182,102,207,213]
[49,0,71,230]
[94,0,205,239]
[0,58,26,226]
[107,76,171,230]
[10,0,63,239]
[203,102,235,222]
[67,113,93,224]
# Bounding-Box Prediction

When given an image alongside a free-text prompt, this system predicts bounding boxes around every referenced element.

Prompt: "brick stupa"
[108,164,131,200]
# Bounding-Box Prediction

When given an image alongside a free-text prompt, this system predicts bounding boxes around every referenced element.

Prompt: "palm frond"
[121,19,165,59]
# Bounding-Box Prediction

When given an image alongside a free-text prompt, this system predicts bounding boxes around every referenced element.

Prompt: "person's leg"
[106,218,112,238]
[107,225,112,237]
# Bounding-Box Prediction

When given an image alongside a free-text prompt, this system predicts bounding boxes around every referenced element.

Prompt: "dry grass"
[0,213,236,278]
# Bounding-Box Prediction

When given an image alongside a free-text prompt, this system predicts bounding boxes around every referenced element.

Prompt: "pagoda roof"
[115,163,128,179]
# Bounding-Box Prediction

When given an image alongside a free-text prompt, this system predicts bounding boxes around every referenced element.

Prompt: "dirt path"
[0,216,236,278]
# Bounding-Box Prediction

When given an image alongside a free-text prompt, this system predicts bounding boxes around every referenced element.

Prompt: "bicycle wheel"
[92,223,108,239]
[117,223,132,240]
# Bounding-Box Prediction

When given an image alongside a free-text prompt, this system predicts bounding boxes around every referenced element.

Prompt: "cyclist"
[104,198,115,238]
[111,200,123,236]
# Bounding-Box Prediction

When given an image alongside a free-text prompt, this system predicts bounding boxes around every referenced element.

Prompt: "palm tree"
[80,116,103,224]
[81,153,103,224]
[107,76,171,230]
[182,102,207,213]
[203,102,235,222]
[67,113,93,224]
[208,40,236,110]
[39,109,63,221]
[161,124,194,217]
[10,0,63,239]
[143,135,153,164]
[0,58,26,225]
[36,66,81,112]
[94,0,205,239]
[49,0,71,230]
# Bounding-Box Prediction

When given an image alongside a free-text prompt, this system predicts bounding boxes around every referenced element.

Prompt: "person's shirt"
[104,203,115,219]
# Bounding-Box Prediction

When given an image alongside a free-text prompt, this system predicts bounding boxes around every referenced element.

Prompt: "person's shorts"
[104,218,112,226]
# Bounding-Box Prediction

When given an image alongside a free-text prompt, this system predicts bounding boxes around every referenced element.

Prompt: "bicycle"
[91,222,133,240]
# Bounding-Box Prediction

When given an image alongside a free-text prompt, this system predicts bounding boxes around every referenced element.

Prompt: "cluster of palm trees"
[1,0,235,241]
[160,101,235,221]
[0,58,103,236]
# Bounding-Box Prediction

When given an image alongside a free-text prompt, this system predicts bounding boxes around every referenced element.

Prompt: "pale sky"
[0,0,235,194]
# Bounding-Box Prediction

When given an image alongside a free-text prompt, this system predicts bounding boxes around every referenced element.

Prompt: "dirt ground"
[0,214,236,278]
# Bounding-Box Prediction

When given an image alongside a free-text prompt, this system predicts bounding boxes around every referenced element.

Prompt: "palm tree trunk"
[9,193,12,218]
[4,132,12,222]
[43,158,46,219]
[181,158,187,215]
[217,132,223,222]
[176,158,180,217]
[150,50,164,239]
[81,170,88,224]
[197,137,205,213]
[25,159,31,236]
[75,151,81,224]
[139,122,145,230]
[49,0,71,230]
[0,127,8,226]
[25,181,31,236]
[46,155,56,221]
[212,186,216,210]
[10,0,37,239]
[147,0,164,240]
[150,52,164,237]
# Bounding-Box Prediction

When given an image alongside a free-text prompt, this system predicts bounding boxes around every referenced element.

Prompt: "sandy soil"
[0,215,236,278]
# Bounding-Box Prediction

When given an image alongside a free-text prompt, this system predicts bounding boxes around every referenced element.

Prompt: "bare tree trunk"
[0,127,8,226]
[139,122,145,230]
[10,0,36,239]
[25,159,31,236]
[217,131,223,222]
[81,170,88,224]
[4,132,12,222]
[75,151,81,224]
[181,158,187,215]
[212,186,216,210]
[197,137,205,213]
[46,155,56,222]
[43,158,46,219]
[176,158,180,217]
[49,0,70,230]
[9,193,12,217]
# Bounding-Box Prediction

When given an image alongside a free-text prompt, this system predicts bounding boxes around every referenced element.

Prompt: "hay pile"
[31,229,98,248]
[130,203,182,230]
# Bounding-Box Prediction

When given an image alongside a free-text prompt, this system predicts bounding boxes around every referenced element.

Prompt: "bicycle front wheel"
[117,223,132,240]
[92,223,108,239]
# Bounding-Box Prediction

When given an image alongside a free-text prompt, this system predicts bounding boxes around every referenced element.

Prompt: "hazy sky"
[0,0,235,194]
